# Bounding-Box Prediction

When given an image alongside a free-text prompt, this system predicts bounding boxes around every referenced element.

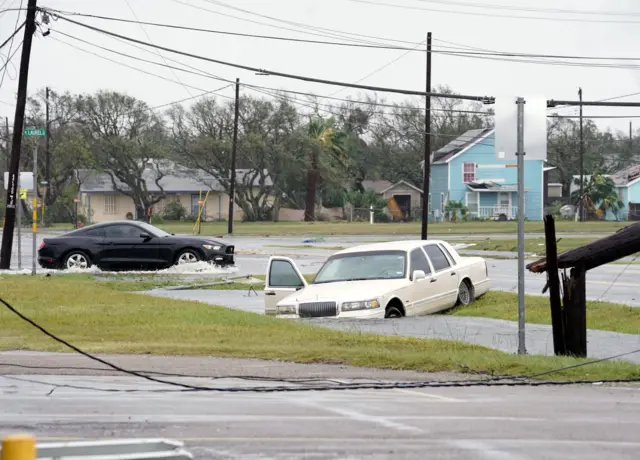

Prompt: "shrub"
[163,201,187,221]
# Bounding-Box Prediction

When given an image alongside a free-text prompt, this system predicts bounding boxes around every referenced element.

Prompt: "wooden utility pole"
[543,215,566,355]
[563,265,587,357]
[421,32,432,240]
[578,87,584,222]
[228,78,239,234]
[0,0,39,270]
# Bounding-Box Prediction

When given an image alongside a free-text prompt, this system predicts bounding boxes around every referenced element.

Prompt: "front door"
[406,248,435,315]
[100,223,148,270]
[264,256,308,315]
[498,192,511,218]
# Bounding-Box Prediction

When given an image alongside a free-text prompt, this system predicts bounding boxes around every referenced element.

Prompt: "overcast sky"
[1,0,640,136]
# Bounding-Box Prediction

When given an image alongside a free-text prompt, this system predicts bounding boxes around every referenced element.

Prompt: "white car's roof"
[334,239,451,256]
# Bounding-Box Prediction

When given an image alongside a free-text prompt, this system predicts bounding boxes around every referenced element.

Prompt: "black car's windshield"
[312,250,407,284]
[138,222,170,238]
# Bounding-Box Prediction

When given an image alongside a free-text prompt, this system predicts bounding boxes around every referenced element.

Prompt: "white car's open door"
[264,256,308,315]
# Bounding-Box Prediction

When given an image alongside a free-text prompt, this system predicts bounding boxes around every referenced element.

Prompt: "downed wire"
[1,295,639,392]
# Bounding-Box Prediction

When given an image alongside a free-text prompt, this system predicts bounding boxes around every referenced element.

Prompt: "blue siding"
[429,164,448,213]
[443,132,544,221]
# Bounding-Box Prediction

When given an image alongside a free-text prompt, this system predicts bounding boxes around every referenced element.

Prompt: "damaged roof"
[432,128,493,164]
[611,164,640,186]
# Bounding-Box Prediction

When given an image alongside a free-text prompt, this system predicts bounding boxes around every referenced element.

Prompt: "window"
[424,245,451,272]
[269,260,304,288]
[410,248,431,278]
[439,244,456,266]
[103,224,141,239]
[498,192,510,209]
[104,195,117,214]
[83,228,104,238]
[313,250,406,284]
[463,162,476,183]
[465,192,479,215]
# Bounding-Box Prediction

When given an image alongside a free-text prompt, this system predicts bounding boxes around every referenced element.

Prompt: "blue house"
[570,166,640,221]
[422,128,545,221]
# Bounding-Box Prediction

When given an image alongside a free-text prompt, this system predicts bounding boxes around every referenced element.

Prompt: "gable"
[433,128,494,164]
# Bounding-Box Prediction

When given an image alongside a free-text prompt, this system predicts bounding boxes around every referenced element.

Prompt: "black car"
[38,220,234,271]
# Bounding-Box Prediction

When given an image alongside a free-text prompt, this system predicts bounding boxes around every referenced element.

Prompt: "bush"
[150,214,164,225]
[162,201,187,221]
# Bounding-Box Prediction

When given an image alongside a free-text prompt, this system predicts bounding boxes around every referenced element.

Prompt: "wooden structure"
[527,218,640,357]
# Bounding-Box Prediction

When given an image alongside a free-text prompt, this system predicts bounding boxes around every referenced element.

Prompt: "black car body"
[38,220,234,271]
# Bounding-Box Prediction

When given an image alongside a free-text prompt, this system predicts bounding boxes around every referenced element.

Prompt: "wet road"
[0,373,638,460]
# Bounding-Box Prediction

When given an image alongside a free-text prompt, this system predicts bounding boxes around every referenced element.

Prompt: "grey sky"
[1,0,640,136]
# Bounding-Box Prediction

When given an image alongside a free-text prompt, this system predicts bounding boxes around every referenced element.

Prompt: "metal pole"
[17,175,21,271]
[516,97,526,355]
[421,32,432,240]
[44,86,50,224]
[578,88,584,222]
[31,144,37,275]
[0,0,39,270]
[228,78,239,234]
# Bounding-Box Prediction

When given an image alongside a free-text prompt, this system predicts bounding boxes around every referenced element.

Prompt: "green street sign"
[24,128,46,137]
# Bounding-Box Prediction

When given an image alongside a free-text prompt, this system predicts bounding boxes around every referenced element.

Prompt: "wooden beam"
[544,215,566,355]
[527,222,640,273]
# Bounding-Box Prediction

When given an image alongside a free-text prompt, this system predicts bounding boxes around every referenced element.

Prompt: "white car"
[264,240,490,319]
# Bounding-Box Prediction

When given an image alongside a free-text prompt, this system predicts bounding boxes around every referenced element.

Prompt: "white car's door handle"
[430,278,437,283]
[265,291,276,296]
[451,272,456,276]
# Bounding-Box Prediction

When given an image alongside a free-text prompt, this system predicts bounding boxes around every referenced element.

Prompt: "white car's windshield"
[313,250,407,284]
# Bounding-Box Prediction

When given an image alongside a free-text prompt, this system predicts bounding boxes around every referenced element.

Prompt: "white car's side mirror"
[412,270,426,281]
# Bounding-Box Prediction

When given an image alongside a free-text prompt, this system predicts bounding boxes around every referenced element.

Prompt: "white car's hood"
[279,279,408,305]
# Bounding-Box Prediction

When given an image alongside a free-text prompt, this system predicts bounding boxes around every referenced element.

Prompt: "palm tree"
[571,173,623,220]
[304,117,347,221]
[444,200,468,223]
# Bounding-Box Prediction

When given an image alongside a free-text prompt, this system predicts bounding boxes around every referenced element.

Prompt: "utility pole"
[421,32,432,240]
[516,97,526,355]
[4,117,9,172]
[578,87,584,223]
[0,0,38,270]
[228,78,239,235]
[44,86,50,223]
[630,121,633,155]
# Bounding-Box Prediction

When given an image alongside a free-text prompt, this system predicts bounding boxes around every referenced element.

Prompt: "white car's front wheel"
[457,280,474,306]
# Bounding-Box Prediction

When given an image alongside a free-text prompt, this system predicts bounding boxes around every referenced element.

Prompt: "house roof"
[611,164,640,187]
[431,128,493,164]
[77,166,272,194]
[380,180,423,195]
[361,179,393,193]
[466,181,528,193]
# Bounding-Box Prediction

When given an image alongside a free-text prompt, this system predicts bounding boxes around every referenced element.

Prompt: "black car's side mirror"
[140,233,152,240]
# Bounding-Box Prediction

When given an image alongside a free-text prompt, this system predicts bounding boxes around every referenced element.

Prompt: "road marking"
[291,399,424,434]
[393,388,464,402]
[451,440,528,460]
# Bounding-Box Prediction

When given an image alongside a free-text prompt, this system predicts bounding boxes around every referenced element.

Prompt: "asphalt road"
[1,371,639,459]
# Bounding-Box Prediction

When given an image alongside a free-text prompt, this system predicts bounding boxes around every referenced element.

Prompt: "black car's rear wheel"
[176,249,201,265]
[63,251,92,270]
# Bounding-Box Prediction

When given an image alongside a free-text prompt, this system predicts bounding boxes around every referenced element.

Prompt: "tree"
[169,95,301,221]
[571,173,623,220]
[304,116,347,221]
[75,91,169,221]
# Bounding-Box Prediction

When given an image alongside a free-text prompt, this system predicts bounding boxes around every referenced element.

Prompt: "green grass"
[1,276,639,380]
[464,237,599,255]
[49,220,632,236]
[448,291,640,335]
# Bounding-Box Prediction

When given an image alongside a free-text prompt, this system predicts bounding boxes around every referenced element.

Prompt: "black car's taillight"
[39,241,45,250]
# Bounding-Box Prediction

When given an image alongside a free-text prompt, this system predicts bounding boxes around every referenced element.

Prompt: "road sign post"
[31,144,37,275]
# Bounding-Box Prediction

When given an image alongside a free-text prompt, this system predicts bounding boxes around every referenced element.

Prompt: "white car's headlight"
[276,305,297,315]
[341,299,380,312]
[203,244,222,251]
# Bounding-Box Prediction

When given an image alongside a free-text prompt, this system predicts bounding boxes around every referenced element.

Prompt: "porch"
[465,183,525,220]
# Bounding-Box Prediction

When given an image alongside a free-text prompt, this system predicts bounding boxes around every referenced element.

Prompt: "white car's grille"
[298,301,337,318]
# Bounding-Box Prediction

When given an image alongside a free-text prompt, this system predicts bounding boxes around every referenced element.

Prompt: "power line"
[122,0,193,98]
[41,8,417,51]
[0,20,24,51]
[0,40,22,76]
[407,0,640,17]
[52,28,491,119]
[47,12,495,102]
[347,0,640,24]
[0,0,23,88]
